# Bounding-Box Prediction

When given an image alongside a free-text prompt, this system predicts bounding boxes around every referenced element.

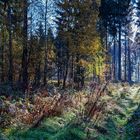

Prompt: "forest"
[0,0,140,139]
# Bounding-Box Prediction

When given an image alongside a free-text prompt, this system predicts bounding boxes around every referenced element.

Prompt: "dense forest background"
[0,0,140,92]
[0,0,140,140]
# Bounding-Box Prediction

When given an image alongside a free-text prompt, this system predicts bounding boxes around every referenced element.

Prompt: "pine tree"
[55,0,102,88]
[99,0,131,81]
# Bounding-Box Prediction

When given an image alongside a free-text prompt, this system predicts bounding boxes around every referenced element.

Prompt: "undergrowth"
[1,83,140,140]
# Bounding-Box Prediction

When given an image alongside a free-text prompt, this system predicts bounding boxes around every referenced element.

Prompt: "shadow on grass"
[124,105,140,140]
[7,124,87,140]
[5,117,120,140]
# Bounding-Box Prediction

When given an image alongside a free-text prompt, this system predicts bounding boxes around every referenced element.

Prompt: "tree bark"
[113,36,116,81]
[118,22,122,81]
[8,5,13,85]
[62,53,69,89]
[22,0,28,93]
[43,0,48,86]
[128,38,131,83]
[124,32,127,81]
[1,40,4,82]
[57,65,60,87]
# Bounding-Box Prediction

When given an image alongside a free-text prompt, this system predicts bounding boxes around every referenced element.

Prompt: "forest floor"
[0,83,140,140]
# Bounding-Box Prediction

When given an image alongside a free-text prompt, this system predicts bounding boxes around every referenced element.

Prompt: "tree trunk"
[35,63,41,86]
[128,38,131,83]
[124,32,127,81]
[98,56,100,83]
[113,36,116,81]
[74,53,80,89]
[118,22,122,81]
[138,62,140,82]
[8,5,13,85]
[57,65,60,87]
[134,51,137,82]
[62,53,69,89]
[28,12,33,84]
[62,64,68,89]
[1,43,4,82]
[93,64,96,81]
[22,0,28,93]
[43,0,48,86]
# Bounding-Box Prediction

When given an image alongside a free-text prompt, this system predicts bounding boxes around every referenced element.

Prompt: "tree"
[0,0,14,85]
[46,28,55,81]
[43,0,48,86]
[22,0,28,93]
[7,2,13,85]
[34,23,45,86]
[99,0,131,81]
[55,0,102,88]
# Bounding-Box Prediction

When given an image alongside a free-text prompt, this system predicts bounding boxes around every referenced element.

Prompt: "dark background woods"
[0,0,140,93]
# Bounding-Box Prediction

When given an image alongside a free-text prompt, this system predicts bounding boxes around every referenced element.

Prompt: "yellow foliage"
[79,59,89,67]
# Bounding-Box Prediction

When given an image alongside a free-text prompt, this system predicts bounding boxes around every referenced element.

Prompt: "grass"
[1,83,140,140]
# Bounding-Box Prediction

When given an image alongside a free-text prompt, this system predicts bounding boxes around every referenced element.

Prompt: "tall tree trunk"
[118,22,122,81]
[28,12,33,83]
[62,64,68,89]
[22,0,28,93]
[93,64,96,81]
[57,64,61,87]
[113,36,116,81]
[134,51,137,82]
[57,46,63,87]
[8,5,13,85]
[43,0,48,86]
[105,26,111,81]
[137,49,140,82]
[98,56,100,83]
[74,53,80,89]
[105,26,108,50]
[138,62,140,82]
[62,53,69,89]
[1,40,4,82]
[128,38,131,83]
[124,32,127,81]
[70,55,74,86]
[0,32,1,84]
[35,63,41,86]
